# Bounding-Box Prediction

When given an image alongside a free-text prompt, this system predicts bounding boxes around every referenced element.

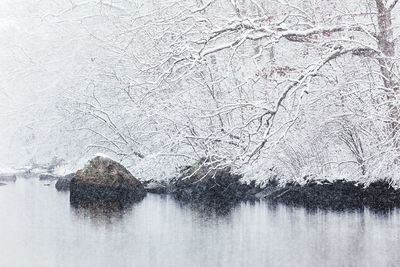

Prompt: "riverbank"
[258,179,400,211]
[144,172,400,211]
[8,159,400,211]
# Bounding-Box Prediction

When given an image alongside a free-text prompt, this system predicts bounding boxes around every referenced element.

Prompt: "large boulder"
[70,156,146,206]
[55,173,75,191]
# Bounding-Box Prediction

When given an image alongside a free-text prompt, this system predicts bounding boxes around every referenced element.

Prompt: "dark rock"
[363,180,400,210]
[171,159,400,211]
[55,173,75,191]
[70,156,146,206]
[260,179,400,211]
[178,200,237,216]
[0,182,6,186]
[0,174,17,183]
[171,159,262,206]
[39,174,61,181]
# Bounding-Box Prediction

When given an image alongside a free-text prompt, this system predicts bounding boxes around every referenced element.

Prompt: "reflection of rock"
[55,173,75,191]
[178,200,237,217]
[39,174,61,181]
[71,201,130,224]
[70,156,146,206]
[0,182,6,186]
[0,174,17,183]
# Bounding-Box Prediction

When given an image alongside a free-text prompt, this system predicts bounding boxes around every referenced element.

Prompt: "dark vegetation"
[158,159,400,211]
[260,179,400,211]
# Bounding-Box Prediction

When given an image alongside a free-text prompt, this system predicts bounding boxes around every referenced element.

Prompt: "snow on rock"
[94,153,112,160]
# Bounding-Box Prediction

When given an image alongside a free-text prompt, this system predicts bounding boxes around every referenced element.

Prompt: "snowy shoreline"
[4,160,400,211]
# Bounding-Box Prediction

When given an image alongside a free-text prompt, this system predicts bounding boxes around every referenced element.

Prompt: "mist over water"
[0,179,399,267]
[0,1,90,167]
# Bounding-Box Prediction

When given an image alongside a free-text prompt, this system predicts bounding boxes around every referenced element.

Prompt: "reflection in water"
[176,199,236,218]
[1,179,400,267]
[70,202,134,224]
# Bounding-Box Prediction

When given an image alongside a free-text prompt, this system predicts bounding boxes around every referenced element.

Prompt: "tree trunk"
[375,0,399,144]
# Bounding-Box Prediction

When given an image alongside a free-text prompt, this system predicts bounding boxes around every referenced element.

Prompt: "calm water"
[1,179,400,267]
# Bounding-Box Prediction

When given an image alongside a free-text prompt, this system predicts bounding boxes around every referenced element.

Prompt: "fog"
[1,1,56,166]
[0,1,89,167]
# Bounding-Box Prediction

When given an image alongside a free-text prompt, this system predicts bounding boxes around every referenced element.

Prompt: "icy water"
[1,179,400,267]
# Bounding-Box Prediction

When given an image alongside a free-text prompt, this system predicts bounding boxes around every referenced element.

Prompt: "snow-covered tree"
[54,0,400,182]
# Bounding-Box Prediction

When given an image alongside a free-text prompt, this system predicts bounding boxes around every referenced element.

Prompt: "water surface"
[0,179,399,267]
